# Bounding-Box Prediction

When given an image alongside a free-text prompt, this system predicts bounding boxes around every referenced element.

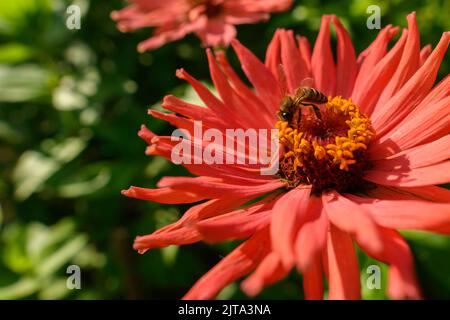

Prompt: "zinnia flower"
[123,13,450,299]
[111,0,293,51]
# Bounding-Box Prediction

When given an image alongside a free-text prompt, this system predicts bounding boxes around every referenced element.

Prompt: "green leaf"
[0,0,51,35]
[35,234,88,277]
[0,64,55,102]
[161,245,179,267]
[217,283,238,300]
[38,278,70,300]
[2,224,33,273]
[0,278,39,299]
[12,137,86,200]
[56,164,111,198]
[0,120,23,144]
[0,43,34,63]
[26,219,76,263]
[403,231,450,298]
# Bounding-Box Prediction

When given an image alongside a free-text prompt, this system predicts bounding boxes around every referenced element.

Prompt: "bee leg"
[301,103,322,120]
[293,108,302,129]
[312,105,322,119]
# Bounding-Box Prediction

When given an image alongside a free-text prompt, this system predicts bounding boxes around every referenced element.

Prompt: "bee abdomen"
[304,88,328,103]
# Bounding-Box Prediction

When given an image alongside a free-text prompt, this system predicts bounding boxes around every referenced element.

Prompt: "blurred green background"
[0,0,449,299]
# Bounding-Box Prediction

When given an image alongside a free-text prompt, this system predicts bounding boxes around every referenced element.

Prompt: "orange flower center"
[276,96,375,194]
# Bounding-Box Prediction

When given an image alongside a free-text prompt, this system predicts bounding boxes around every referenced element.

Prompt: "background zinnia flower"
[124,12,450,300]
[111,0,293,51]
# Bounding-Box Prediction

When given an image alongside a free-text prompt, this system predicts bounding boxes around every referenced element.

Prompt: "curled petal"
[231,39,282,114]
[197,211,270,242]
[373,31,450,135]
[182,228,271,300]
[206,49,272,129]
[176,68,241,127]
[138,125,157,145]
[271,186,311,268]
[326,224,361,300]
[311,15,336,96]
[214,50,267,113]
[416,74,450,107]
[196,195,279,242]
[157,176,286,199]
[279,29,309,93]
[302,257,324,300]
[352,29,408,115]
[296,35,312,75]
[162,95,227,129]
[419,44,432,65]
[332,15,357,98]
[322,191,384,255]
[364,160,450,188]
[134,227,200,253]
[174,196,254,228]
[355,25,399,92]
[294,196,328,272]
[134,197,251,253]
[357,227,422,299]
[395,186,450,203]
[372,95,450,157]
[241,252,290,297]
[374,12,421,109]
[121,186,204,204]
[265,29,282,78]
[370,134,450,168]
[346,193,450,234]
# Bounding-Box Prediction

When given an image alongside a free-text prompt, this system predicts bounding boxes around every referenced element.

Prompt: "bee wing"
[277,64,289,96]
[300,77,315,88]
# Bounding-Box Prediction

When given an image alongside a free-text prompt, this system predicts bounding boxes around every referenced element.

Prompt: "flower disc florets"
[277,96,375,193]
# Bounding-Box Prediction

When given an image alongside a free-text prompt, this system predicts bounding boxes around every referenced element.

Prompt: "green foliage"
[0,0,448,299]
[0,218,104,299]
[403,231,450,298]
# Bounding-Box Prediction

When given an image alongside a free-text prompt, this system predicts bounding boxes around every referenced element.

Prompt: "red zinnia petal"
[311,15,336,96]
[271,186,311,268]
[326,224,361,300]
[182,228,271,300]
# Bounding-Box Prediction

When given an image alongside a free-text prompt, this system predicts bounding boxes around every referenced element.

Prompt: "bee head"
[278,96,295,121]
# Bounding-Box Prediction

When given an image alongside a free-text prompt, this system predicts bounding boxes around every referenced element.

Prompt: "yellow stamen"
[277,96,374,173]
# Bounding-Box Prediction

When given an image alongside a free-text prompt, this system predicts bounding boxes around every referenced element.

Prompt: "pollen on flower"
[276,96,375,193]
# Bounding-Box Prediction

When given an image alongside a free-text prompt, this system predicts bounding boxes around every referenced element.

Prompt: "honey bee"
[278,86,327,128]
[276,74,327,128]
